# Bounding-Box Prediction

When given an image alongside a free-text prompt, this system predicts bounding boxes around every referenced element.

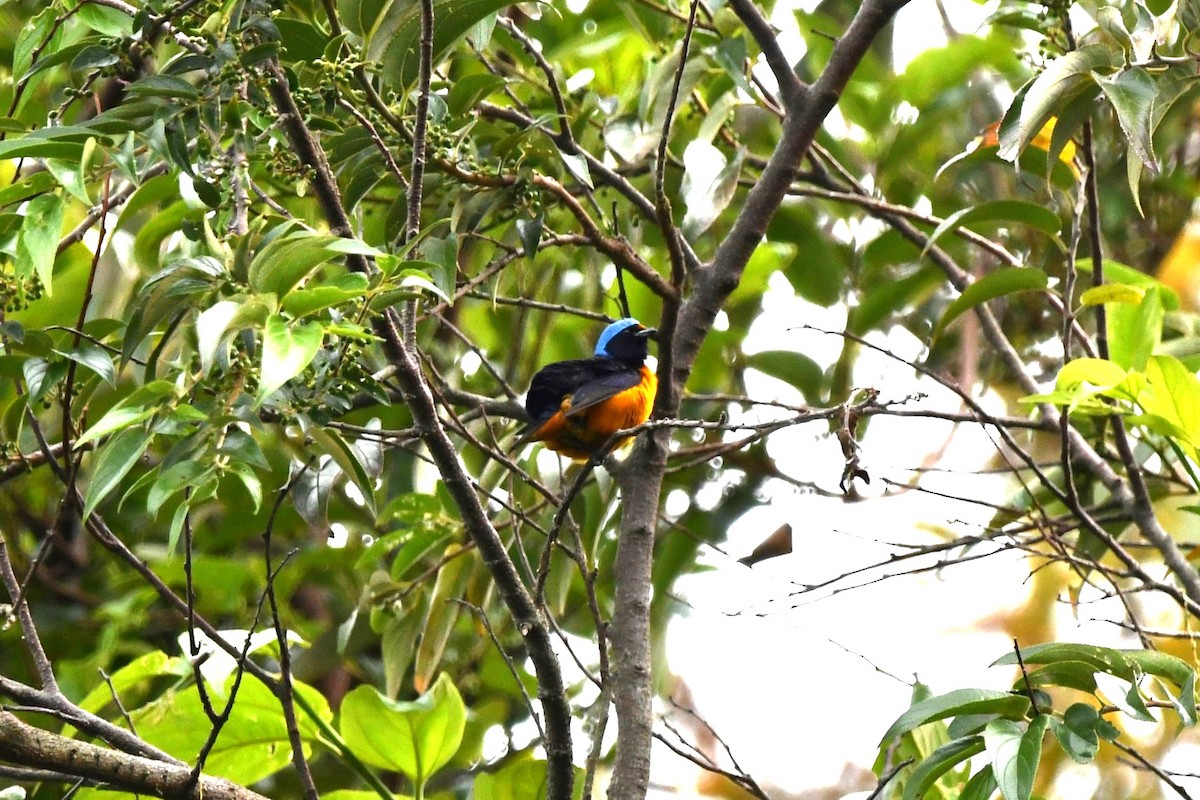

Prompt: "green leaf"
[195,300,241,375]
[55,343,114,385]
[247,227,381,297]
[1107,285,1163,370]
[76,3,134,36]
[985,715,1047,800]
[75,651,187,716]
[681,142,744,238]
[338,0,389,36]
[76,383,175,450]
[367,0,515,90]
[998,44,1118,162]
[83,427,153,520]
[849,264,942,335]
[958,766,998,800]
[135,675,329,785]
[746,350,824,404]
[1079,283,1145,306]
[924,200,1062,258]
[15,193,64,296]
[303,421,378,516]
[1141,356,1200,447]
[257,315,324,404]
[880,689,1031,745]
[76,405,157,447]
[125,74,200,101]
[147,461,210,518]
[447,73,507,116]
[1051,703,1101,764]
[1095,68,1158,173]
[45,156,91,205]
[902,735,985,800]
[414,546,474,693]
[382,612,422,699]
[934,268,1049,340]
[474,755,583,800]
[280,272,370,318]
[992,643,1136,681]
[1021,661,1099,694]
[395,267,452,303]
[339,674,466,786]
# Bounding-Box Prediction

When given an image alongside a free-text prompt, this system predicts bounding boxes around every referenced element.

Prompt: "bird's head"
[594,318,656,366]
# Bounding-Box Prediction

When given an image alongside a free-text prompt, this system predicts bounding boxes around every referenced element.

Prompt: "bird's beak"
[637,327,658,340]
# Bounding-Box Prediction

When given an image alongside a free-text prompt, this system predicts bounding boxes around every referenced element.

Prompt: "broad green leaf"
[934,268,1049,340]
[958,766,998,800]
[473,755,584,800]
[147,461,210,518]
[90,384,179,441]
[280,272,370,318]
[55,344,114,385]
[1123,64,1200,213]
[303,421,378,515]
[998,44,1118,162]
[849,264,942,335]
[45,156,91,205]
[559,149,593,189]
[257,315,324,403]
[984,715,1047,800]
[395,268,452,303]
[414,546,474,693]
[1079,283,1145,306]
[1125,648,1198,692]
[339,674,466,786]
[247,228,381,297]
[1141,356,1200,446]
[15,193,64,295]
[75,650,186,716]
[21,357,65,402]
[447,73,507,116]
[338,0,389,36]
[992,643,1136,681]
[367,0,518,90]
[746,350,824,404]
[83,427,153,520]
[383,612,422,700]
[135,675,327,785]
[1107,285,1164,370]
[1022,661,1099,693]
[76,405,156,447]
[125,75,200,101]
[1095,68,1157,173]
[1051,703,1101,764]
[323,792,409,800]
[880,689,1031,744]
[76,3,134,36]
[902,735,985,800]
[196,300,241,375]
[1054,358,1129,392]
[0,171,55,208]
[924,201,1062,258]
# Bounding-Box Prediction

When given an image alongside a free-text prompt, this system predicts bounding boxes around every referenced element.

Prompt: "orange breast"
[531,366,657,461]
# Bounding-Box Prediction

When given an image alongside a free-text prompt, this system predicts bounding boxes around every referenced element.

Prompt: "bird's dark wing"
[520,359,598,421]
[564,367,643,415]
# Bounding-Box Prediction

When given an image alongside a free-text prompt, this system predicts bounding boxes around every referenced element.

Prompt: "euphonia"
[514,318,658,461]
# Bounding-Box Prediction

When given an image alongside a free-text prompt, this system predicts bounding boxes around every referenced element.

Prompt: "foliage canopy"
[5,0,1200,799]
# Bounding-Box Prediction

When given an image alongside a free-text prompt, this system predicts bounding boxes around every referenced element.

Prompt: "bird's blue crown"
[594,318,642,356]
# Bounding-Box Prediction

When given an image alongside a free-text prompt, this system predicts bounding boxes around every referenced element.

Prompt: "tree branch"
[0,711,269,800]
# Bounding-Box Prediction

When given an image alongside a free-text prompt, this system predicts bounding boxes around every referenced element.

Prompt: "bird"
[513,317,658,461]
